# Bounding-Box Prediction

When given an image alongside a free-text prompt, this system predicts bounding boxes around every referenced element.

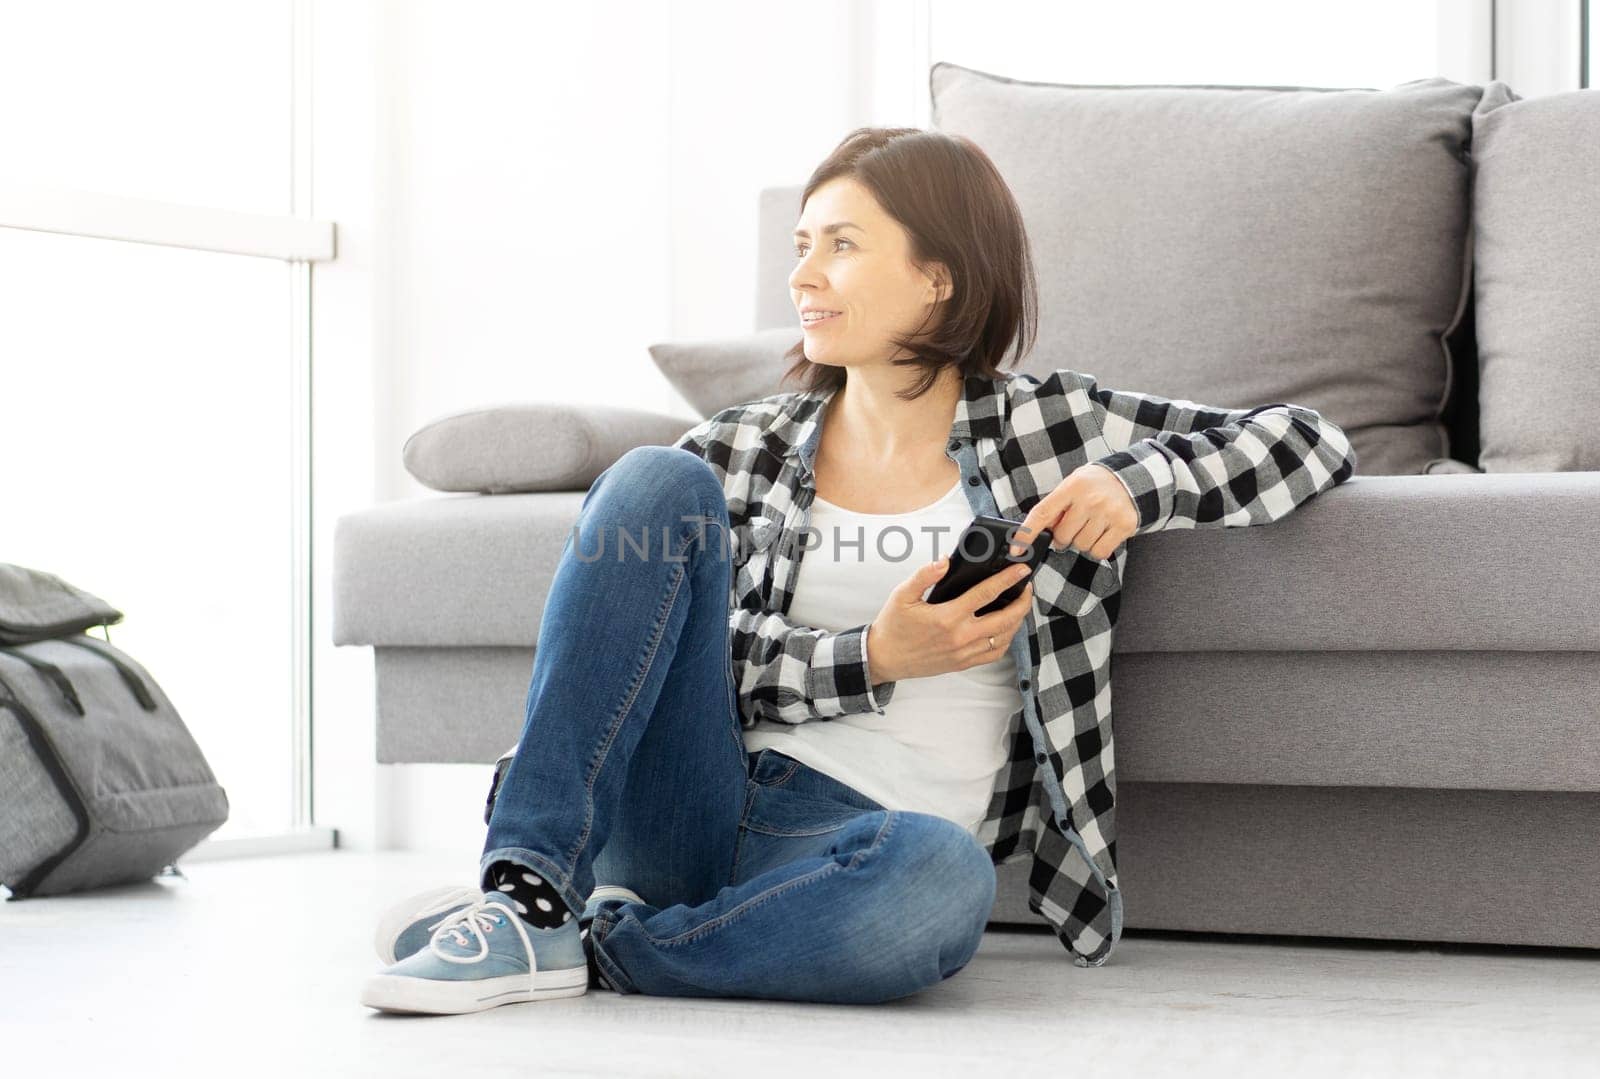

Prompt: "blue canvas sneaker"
[372,884,484,966]
[361,890,588,1014]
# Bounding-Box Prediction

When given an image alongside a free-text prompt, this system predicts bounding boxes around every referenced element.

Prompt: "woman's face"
[789,176,951,373]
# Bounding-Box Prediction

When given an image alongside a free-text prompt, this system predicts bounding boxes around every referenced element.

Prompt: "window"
[0,0,330,846]
[0,230,294,837]
[0,1,291,213]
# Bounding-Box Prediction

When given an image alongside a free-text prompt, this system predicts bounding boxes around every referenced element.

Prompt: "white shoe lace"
[427,897,536,967]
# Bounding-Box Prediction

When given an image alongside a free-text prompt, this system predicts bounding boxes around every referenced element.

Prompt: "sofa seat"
[334,472,1600,774]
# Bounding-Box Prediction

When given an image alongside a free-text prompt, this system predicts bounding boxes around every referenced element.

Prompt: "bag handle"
[0,646,84,716]
[60,636,157,711]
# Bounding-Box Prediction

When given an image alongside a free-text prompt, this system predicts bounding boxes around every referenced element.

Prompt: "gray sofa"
[334,64,1600,951]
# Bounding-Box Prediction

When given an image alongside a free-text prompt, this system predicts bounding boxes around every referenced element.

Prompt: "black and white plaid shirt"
[670,368,1358,967]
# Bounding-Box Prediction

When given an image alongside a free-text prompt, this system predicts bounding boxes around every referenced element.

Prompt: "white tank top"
[741,478,1020,835]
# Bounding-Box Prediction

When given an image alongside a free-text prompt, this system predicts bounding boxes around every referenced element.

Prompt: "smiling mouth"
[801,311,842,327]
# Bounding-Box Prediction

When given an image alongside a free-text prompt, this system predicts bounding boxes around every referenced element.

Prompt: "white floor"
[3,848,1597,1078]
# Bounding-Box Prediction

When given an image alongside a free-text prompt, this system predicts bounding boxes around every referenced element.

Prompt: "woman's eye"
[794,238,852,258]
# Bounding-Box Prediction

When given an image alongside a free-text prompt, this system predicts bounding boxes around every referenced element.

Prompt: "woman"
[362,127,1356,1014]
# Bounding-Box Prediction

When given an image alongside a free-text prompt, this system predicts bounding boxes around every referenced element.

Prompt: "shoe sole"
[583,884,646,920]
[372,885,485,965]
[360,966,589,1014]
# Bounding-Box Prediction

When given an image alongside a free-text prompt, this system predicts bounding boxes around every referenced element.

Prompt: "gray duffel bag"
[0,563,229,899]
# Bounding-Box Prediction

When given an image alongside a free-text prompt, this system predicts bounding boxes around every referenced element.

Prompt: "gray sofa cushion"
[1471,85,1600,472]
[924,62,1498,476]
[649,326,804,418]
[332,473,1600,651]
[401,403,695,494]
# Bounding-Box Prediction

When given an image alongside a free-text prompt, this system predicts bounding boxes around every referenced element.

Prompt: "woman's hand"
[1008,463,1139,562]
[867,558,1033,684]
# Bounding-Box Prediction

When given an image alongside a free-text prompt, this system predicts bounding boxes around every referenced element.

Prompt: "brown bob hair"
[780,127,1039,402]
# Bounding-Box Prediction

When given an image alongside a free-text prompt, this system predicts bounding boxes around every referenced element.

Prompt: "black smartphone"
[925,515,1052,616]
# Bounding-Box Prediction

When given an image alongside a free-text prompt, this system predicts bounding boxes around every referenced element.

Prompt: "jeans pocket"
[748,747,802,789]
[743,783,873,838]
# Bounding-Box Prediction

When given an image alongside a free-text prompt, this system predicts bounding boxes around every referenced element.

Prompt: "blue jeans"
[479,445,996,1004]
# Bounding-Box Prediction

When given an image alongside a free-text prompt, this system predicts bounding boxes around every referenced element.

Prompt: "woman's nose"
[790,255,822,289]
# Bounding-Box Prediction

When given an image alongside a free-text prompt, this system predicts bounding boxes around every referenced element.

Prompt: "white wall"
[373,0,919,509]
[310,0,915,855]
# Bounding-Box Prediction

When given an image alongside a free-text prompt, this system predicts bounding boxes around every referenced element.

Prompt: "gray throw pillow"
[649,326,803,418]
[402,402,696,494]
[926,62,1499,475]
[1470,85,1600,473]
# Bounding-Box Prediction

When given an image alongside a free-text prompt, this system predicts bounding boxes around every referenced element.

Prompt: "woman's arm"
[1067,369,1358,535]
[730,609,895,725]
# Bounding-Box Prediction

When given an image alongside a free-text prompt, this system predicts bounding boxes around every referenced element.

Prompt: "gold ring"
[988,635,996,650]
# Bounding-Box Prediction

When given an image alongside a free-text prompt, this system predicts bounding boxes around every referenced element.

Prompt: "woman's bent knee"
[590,445,725,523]
[916,819,996,963]
[611,444,717,486]
[859,813,996,983]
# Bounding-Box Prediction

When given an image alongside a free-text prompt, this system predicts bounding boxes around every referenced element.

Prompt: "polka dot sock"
[485,860,577,930]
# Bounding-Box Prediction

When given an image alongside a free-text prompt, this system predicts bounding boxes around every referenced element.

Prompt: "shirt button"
[948,440,961,452]
[967,475,981,486]
[1034,753,1047,766]
[1020,679,1031,690]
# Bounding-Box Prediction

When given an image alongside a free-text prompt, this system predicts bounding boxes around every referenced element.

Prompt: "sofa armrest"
[402,402,697,493]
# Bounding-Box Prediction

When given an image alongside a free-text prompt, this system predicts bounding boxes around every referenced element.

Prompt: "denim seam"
[589,910,638,994]
[758,756,803,789]
[632,809,901,950]
[846,806,898,872]
[740,817,866,838]
[561,523,698,875]
[728,780,762,886]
